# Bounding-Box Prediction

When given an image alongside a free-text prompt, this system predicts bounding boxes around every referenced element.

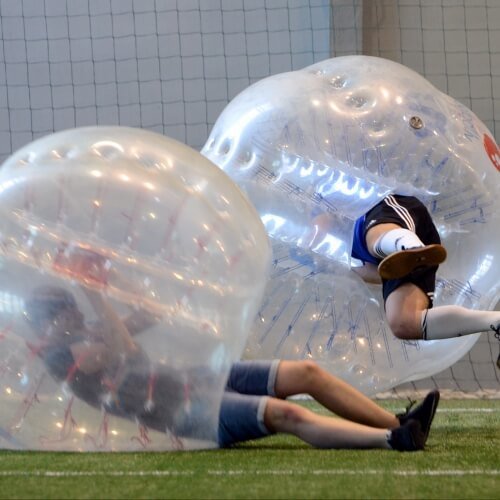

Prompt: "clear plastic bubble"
[202,56,500,395]
[0,126,270,450]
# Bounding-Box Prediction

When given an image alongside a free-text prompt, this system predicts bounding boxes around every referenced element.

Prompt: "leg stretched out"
[263,397,394,450]
[384,283,500,341]
[219,360,438,451]
[353,194,500,342]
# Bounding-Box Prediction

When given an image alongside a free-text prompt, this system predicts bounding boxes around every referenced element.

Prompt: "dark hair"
[24,285,78,330]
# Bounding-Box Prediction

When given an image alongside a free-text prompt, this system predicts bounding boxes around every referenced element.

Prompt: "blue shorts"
[218,360,280,447]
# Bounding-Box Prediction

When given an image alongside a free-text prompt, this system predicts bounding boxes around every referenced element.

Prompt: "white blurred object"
[202,55,500,395]
[0,126,270,451]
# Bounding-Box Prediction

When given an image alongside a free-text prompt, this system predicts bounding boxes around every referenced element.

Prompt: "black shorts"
[363,195,441,306]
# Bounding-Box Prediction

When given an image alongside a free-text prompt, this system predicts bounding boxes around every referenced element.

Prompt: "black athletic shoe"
[397,390,440,440]
[491,323,500,369]
[388,419,425,452]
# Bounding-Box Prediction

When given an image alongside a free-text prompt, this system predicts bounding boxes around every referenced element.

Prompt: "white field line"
[313,407,499,416]
[0,469,498,477]
[435,408,498,412]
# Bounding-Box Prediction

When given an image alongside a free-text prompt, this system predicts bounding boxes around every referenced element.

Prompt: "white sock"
[385,430,394,450]
[372,228,424,259]
[421,305,500,340]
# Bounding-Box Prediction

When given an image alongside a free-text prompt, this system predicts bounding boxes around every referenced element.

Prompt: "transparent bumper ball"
[0,126,271,450]
[202,55,500,395]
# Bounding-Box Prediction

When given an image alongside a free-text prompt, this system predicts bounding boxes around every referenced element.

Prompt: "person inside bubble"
[339,194,500,344]
[24,284,185,433]
[24,283,440,451]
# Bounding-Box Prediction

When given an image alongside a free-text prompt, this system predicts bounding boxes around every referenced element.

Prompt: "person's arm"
[57,245,161,339]
[351,262,382,284]
[106,268,162,336]
[56,290,148,375]
[82,286,138,356]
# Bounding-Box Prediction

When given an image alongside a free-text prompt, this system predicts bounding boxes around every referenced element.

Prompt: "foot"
[388,419,426,452]
[377,244,447,280]
[491,323,500,339]
[397,390,440,440]
[491,324,500,370]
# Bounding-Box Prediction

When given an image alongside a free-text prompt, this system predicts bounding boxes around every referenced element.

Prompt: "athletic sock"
[421,305,500,340]
[372,228,424,259]
[387,420,425,451]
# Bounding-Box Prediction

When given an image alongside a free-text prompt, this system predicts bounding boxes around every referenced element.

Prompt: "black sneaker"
[491,323,500,369]
[492,323,500,338]
[397,390,440,440]
[388,419,425,452]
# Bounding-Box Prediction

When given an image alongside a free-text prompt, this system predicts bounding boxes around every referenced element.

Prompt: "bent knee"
[388,317,422,340]
[296,360,322,385]
[274,360,324,398]
[264,400,309,433]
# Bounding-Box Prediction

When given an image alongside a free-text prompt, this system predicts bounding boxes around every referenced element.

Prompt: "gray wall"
[1,1,499,163]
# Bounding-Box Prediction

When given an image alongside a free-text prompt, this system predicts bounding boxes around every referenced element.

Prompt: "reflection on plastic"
[0,126,270,451]
[202,56,500,395]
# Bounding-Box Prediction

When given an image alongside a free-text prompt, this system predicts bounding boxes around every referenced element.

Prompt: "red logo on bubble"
[483,134,500,172]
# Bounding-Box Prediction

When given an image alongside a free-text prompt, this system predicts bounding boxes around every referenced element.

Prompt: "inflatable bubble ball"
[202,55,500,395]
[0,126,271,451]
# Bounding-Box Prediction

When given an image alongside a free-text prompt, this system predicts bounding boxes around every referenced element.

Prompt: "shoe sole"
[422,390,440,441]
[378,245,447,280]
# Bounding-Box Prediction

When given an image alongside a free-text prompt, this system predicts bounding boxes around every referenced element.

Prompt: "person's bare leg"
[264,397,392,449]
[385,283,500,340]
[274,360,400,429]
[384,283,429,340]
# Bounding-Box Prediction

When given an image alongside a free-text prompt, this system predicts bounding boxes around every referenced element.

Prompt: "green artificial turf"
[0,399,498,499]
